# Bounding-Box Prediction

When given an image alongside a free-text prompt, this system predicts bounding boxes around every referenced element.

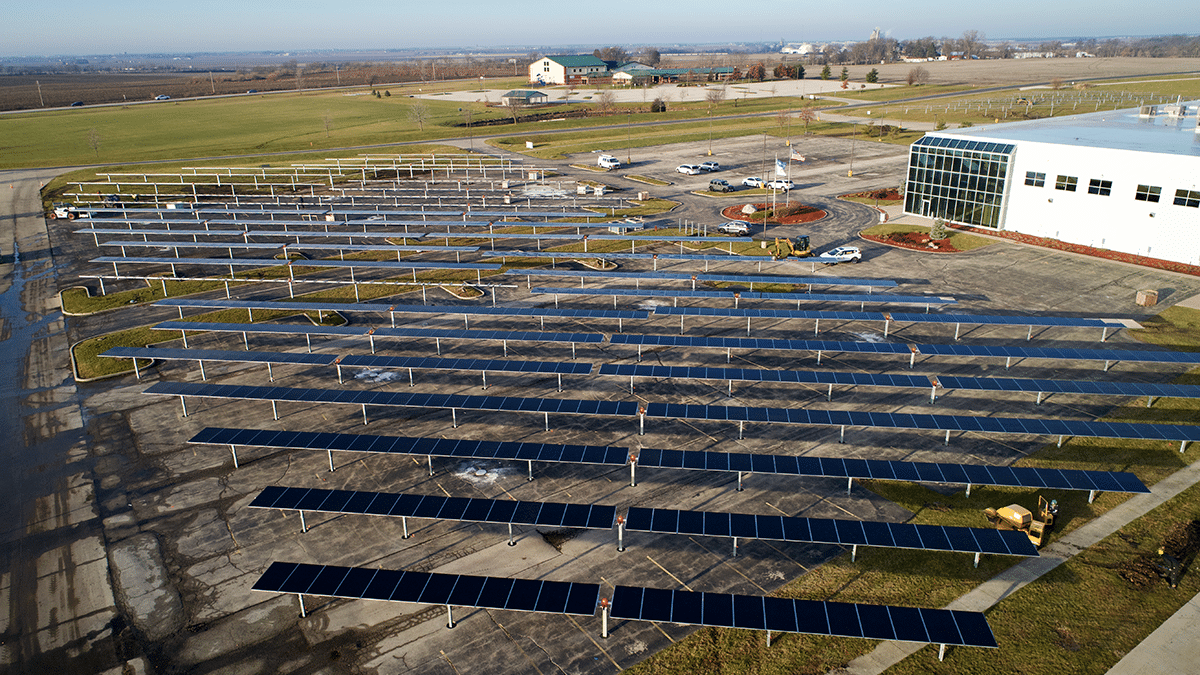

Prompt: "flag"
[791,149,806,162]
[774,159,788,177]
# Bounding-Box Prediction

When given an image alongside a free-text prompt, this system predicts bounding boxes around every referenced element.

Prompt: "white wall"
[1003,142,1200,266]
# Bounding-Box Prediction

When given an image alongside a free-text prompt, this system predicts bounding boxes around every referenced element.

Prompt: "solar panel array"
[156,321,606,344]
[611,333,913,354]
[532,287,957,306]
[625,507,1037,556]
[339,355,594,375]
[253,562,601,616]
[103,239,480,253]
[936,375,1200,399]
[889,312,1121,328]
[191,427,631,465]
[609,585,997,647]
[510,269,898,288]
[640,401,1200,442]
[655,306,881,321]
[156,298,650,320]
[101,346,337,365]
[612,333,1200,366]
[250,486,616,530]
[482,251,757,262]
[633,447,1147,493]
[148,381,640,416]
[600,364,931,388]
[93,256,501,271]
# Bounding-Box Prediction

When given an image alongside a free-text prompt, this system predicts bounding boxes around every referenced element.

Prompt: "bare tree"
[323,112,332,137]
[704,86,726,107]
[595,90,617,115]
[87,128,101,157]
[407,101,431,131]
[1050,77,1065,90]
[776,109,790,132]
[797,106,817,134]
[960,30,985,59]
[906,66,930,86]
[508,99,527,124]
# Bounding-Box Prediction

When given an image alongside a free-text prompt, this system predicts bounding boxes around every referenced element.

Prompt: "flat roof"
[927,100,1200,158]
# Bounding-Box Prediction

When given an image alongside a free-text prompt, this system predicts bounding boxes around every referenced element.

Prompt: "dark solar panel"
[156,298,648,320]
[249,486,615,530]
[101,346,338,366]
[608,586,996,647]
[253,562,599,616]
[597,364,931,388]
[654,306,882,321]
[625,508,1036,556]
[508,269,897,288]
[529,287,954,306]
[610,333,913,354]
[339,354,593,375]
[189,427,630,465]
[891,313,1117,328]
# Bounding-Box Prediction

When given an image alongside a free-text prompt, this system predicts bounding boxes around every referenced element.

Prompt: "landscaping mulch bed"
[842,188,903,202]
[720,203,826,225]
[862,230,963,253]
[950,224,1200,277]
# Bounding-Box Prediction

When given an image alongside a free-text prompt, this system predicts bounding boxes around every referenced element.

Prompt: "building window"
[1025,171,1045,187]
[1135,185,1161,202]
[1175,189,1200,208]
[1055,175,1077,191]
[1088,179,1113,196]
[903,137,1014,229]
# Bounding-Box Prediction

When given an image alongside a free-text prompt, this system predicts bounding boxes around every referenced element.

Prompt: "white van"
[598,154,621,170]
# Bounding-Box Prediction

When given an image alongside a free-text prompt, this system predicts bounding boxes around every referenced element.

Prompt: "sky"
[4,0,1194,57]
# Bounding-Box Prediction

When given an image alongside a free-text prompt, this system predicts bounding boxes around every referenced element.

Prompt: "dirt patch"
[863,230,963,253]
[721,203,826,225]
[1120,519,1200,589]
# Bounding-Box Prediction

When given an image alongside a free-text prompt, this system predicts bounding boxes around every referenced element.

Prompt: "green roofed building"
[529,55,609,85]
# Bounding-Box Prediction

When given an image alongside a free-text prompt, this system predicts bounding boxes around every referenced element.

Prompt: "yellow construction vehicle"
[984,496,1058,548]
[771,235,812,259]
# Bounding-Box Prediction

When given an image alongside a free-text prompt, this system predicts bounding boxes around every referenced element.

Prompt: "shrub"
[650,98,667,113]
[931,217,948,240]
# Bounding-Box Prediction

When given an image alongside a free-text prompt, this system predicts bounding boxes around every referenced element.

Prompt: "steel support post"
[299,511,307,533]
[446,606,456,628]
[229,445,238,468]
[272,400,279,420]
[851,544,857,562]
[1089,490,1097,504]
[508,523,516,546]
[362,403,368,425]
[179,396,188,417]
[401,516,409,539]
[527,460,534,482]
[974,552,982,568]
[736,471,744,492]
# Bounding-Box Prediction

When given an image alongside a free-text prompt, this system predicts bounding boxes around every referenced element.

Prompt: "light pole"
[626,111,632,165]
[708,110,713,156]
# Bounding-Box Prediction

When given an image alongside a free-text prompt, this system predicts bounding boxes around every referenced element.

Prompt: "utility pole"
[36,80,44,107]
[335,65,340,86]
[626,111,632,165]
[209,71,215,94]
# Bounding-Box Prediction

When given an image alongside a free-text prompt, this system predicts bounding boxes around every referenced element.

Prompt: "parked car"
[70,101,84,107]
[676,164,701,175]
[700,161,720,172]
[154,94,171,100]
[767,179,795,191]
[598,154,621,170]
[708,179,733,193]
[818,245,863,264]
[246,89,258,94]
[742,176,765,188]
[717,221,750,235]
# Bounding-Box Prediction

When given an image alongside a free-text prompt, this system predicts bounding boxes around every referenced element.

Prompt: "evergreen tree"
[865,68,878,83]
[820,64,831,80]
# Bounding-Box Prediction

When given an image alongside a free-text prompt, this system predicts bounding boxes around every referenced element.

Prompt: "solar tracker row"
[101,346,338,366]
[148,381,641,416]
[155,322,606,344]
[632,447,1147,493]
[640,402,1200,442]
[587,235,753,243]
[510,269,897,287]
[625,507,1037,556]
[654,306,881,321]
[891,312,1121,328]
[483,251,757,262]
[531,287,956,305]
[613,333,1200,366]
[609,586,997,647]
[191,427,630,464]
[253,562,600,616]
[156,298,649,320]
[916,343,1200,365]
[419,232,584,240]
[251,486,616,529]
[599,364,931,387]
[102,240,480,253]
[936,376,1200,399]
[187,427,1147,493]
[339,355,594,375]
[611,333,913,354]
[94,256,500,271]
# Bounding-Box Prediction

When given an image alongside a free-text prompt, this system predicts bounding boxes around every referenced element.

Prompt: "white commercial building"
[528,55,609,85]
[903,101,1200,266]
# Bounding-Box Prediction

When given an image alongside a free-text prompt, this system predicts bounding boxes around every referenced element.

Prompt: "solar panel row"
[599,364,931,387]
[102,346,338,366]
[251,486,616,530]
[339,355,594,375]
[510,269,897,288]
[611,333,913,354]
[93,256,500,270]
[147,381,641,417]
[156,298,650,320]
[156,321,606,344]
[252,561,600,616]
[640,401,1200,442]
[655,306,881,321]
[633,447,1147,493]
[191,427,631,465]
[624,507,1037,556]
[609,586,996,647]
[531,287,957,305]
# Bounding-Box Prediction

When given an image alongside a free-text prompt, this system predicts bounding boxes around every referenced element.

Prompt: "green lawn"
[860,222,997,252]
